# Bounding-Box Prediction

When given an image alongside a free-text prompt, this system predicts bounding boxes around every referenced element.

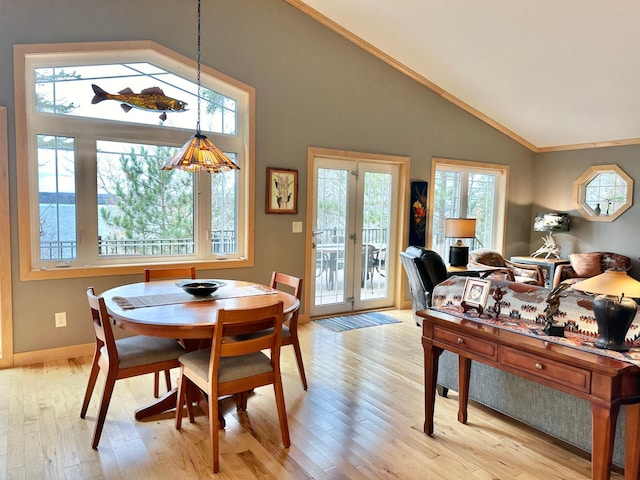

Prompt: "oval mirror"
[573,164,633,222]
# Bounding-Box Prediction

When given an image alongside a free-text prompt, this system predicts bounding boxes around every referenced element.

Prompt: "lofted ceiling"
[288,0,640,152]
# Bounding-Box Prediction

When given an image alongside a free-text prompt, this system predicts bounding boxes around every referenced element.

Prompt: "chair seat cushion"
[511,266,538,281]
[110,336,184,368]
[180,348,273,383]
[513,275,539,284]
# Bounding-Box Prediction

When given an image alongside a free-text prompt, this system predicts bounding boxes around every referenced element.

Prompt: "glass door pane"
[312,164,353,315]
[310,157,397,316]
[359,170,392,304]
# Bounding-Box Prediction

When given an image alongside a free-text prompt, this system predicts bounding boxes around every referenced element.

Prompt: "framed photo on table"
[461,277,491,314]
[266,167,298,214]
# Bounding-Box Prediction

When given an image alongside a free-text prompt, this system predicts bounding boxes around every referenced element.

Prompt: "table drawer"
[500,346,591,393]
[434,326,497,361]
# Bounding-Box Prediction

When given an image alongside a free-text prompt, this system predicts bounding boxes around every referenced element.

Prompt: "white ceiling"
[296,0,640,151]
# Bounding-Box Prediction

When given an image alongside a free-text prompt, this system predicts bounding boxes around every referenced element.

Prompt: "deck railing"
[316,227,389,245]
[39,230,237,260]
[40,227,389,260]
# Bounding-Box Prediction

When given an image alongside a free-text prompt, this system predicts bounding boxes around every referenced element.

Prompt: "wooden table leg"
[134,338,205,421]
[591,402,619,480]
[458,356,471,425]
[135,388,178,420]
[136,385,226,429]
[625,404,640,480]
[424,342,443,435]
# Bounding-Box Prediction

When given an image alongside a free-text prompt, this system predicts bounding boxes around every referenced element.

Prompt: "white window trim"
[428,157,509,255]
[15,41,256,280]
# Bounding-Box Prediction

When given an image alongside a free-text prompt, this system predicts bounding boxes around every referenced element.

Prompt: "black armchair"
[400,246,448,326]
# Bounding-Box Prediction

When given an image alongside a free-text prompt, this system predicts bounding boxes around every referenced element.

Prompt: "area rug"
[313,311,401,332]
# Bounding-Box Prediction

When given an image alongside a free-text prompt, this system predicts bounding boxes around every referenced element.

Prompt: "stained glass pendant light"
[162,0,240,173]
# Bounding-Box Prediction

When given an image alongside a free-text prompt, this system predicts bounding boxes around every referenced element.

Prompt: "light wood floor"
[0,309,623,479]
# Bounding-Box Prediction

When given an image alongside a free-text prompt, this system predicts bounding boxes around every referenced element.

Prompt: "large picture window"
[428,158,508,260]
[15,41,255,279]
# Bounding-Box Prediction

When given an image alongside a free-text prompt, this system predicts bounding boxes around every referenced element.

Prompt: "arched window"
[15,41,255,280]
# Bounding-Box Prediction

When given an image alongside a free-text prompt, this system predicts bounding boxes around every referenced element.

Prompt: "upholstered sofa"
[427,275,640,467]
[553,251,631,288]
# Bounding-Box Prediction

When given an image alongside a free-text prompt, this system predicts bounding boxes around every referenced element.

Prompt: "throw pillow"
[569,253,602,277]
[511,266,536,280]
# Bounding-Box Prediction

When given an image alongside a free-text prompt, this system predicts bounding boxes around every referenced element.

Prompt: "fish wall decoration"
[91,84,188,121]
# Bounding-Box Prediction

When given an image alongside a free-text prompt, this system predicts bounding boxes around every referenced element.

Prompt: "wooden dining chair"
[144,266,196,397]
[231,272,306,391]
[270,272,306,390]
[175,301,290,473]
[144,266,196,282]
[361,244,377,289]
[81,287,185,449]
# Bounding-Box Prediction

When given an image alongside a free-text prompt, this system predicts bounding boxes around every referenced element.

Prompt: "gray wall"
[1,0,536,353]
[534,145,640,274]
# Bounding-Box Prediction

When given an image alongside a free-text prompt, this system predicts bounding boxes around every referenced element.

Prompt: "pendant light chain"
[161,0,240,172]
[196,0,202,134]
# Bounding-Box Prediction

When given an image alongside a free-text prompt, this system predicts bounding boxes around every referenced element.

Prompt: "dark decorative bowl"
[176,280,226,297]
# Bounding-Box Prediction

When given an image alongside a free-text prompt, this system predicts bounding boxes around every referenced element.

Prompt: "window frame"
[15,41,255,280]
[427,158,509,258]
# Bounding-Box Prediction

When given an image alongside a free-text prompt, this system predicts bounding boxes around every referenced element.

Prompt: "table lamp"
[572,270,640,351]
[531,212,570,259]
[444,218,476,266]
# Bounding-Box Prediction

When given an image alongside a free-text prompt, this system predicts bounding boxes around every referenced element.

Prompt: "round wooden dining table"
[102,279,299,420]
[103,279,299,338]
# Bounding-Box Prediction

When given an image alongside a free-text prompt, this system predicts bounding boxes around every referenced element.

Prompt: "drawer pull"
[535,363,543,370]
[457,338,464,345]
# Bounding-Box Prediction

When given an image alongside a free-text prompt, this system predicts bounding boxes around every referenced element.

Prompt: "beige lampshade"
[572,270,640,298]
[444,218,476,238]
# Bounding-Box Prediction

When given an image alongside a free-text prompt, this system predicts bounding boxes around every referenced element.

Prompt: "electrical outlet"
[55,312,67,328]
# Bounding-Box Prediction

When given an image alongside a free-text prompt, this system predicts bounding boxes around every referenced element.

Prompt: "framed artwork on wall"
[266,167,298,214]
[409,181,428,246]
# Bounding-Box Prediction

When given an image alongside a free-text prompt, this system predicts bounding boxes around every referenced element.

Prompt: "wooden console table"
[419,308,640,480]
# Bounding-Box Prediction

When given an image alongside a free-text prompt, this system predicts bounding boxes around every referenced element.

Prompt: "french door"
[309,152,399,317]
